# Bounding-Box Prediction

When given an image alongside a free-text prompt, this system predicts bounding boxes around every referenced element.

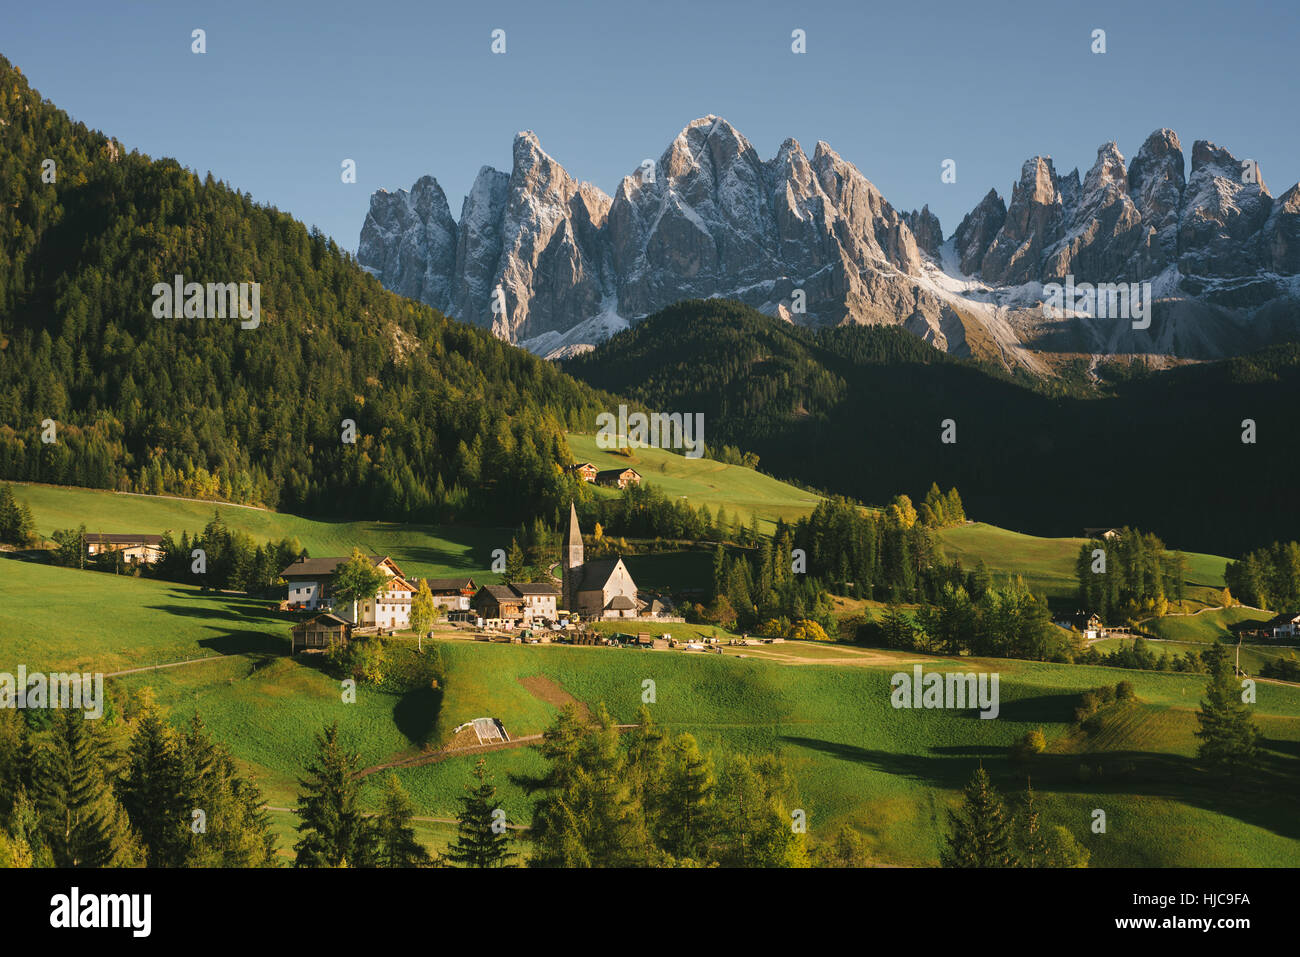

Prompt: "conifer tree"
[941,766,1018,867]
[120,703,188,866]
[294,722,376,867]
[1195,647,1260,774]
[659,733,716,862]
[376,772,431,867]
[34,709,138,867]
[448,760,516,867]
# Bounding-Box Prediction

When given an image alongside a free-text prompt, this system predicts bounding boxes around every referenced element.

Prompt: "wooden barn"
[291,613,352,653]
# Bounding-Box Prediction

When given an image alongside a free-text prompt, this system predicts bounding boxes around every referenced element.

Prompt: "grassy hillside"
[6,554,1297,866]
[1144,606,1272,643]
[566,433,821,535]
[9,482,504,581]
[112,635,1300,868]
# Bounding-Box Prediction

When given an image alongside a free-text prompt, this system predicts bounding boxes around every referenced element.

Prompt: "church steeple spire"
[562,502,583,613]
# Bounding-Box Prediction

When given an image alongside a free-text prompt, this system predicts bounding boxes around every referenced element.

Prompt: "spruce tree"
[660,733,716,862]
[448,759,516,867]
[376,772,431,867]
[294,722,376,867]
[120,704,188,866]
[34,709,138,867]
[941,766,1018,867]
[1195,648,1260,774]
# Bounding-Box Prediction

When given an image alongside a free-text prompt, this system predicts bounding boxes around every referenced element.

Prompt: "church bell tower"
[562,501,583,613]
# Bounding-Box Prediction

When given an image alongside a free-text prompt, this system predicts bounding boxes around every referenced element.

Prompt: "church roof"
[607,594,637,610]
[577,558,625,591]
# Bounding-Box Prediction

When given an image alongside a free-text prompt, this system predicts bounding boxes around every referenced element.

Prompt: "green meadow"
[936,522,1230,605]
[4,552,1298,867]
[121,638,1300,867]
[8,481,504,581]
[566,432,822,534]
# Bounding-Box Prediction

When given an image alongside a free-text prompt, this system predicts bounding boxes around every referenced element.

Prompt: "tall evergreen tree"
[375,772,431,868]
[34,709,138,867]
[448,759,516,868]
[1195,647,1260,774]
[941,767,1018,868]
[294,723,376,867]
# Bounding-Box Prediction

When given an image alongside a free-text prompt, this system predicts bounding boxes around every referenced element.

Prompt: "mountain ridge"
[361,117,1300,373]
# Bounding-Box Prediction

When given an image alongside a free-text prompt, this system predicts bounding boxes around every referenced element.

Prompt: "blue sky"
[5,0,1296,252]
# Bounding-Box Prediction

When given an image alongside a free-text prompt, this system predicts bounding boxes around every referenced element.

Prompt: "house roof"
[87,534,163,545]
[477,584,524,603]
[279,555,386,579]
[607,594,637,610]
[295,613,351,628]
[1264,612,1300,626]
[595,468,640,481]
[512,582,560,596]
[566,462,596,471]
[421,577,476,592]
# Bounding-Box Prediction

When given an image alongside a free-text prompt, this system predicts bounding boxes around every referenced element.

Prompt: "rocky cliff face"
[360,117,1300,371]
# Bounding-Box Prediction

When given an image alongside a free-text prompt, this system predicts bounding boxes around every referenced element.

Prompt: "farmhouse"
[85,533,164,564]
[290,613,352,653]
[595,467,641,489]
[1264,612,1300,639]
[513,582,560,620]
[279,554,414,630]
[562,502,641,620]
[565,462,598,483]
[418,577,477,612]
[470,582,561,627]
[472,584,527,627]
[1084,527,1122,540]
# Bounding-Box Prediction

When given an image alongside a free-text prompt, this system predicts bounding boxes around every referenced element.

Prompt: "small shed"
[291,613,352,653]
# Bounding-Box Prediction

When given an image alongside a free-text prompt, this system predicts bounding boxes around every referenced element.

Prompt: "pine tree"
[1195,648,1260,774]
[503,538,526,583]
[120,703,188,866]
[375,772,431,867]
[294,723,376,867]
[1016,780,1050,868]
[34,709,138,867]
[659,733,716,862]
[448,759,516,867]
[941,766,1019,867]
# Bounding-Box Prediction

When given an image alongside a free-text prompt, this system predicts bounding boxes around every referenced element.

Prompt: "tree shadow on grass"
[392,686,442,748]
[778,734,1300,841]
[194,630,286,657]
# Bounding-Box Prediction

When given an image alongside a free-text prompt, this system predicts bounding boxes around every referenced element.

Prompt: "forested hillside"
[566,300,1300,555]
[0,55,614,523]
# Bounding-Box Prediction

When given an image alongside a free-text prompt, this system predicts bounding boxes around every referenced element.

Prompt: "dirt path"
[357,734,544,778]
[105,654,227,677]
[517,674,592,722]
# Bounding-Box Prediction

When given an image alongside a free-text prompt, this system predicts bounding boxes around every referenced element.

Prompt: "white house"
[280,554,413,629]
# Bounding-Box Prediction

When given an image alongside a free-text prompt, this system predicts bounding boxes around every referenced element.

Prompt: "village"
[73,500,782,657]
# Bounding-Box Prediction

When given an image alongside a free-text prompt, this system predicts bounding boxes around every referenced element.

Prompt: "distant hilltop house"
[1084,527,1122,540]
[279,554,414,630]
[595,467,641,489]
[471,581,560,629]
[85,533,164,564]
[562,502,642,620]
[1263,612,1300,639]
